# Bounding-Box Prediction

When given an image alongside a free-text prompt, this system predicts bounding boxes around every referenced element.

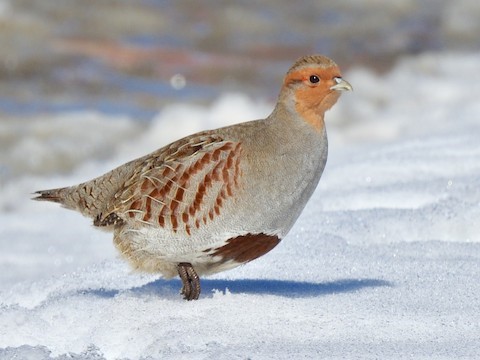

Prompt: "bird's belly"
[113,214,281,277]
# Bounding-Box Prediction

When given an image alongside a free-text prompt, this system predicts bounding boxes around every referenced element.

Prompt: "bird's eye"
[309,75,320,84]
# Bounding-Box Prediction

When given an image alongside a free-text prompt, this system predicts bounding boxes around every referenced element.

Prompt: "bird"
[33,54,352,300]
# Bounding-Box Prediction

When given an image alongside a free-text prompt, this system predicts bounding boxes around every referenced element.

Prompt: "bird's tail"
[32,187,72,206]
[32,157,137,218]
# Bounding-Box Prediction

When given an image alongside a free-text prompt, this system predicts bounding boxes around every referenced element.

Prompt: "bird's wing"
[96,133,243,234]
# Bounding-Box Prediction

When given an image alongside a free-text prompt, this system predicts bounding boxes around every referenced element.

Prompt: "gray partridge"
[34,55,352,300]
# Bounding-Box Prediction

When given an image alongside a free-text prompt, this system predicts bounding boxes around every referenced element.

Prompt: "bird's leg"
[177,262,201,300]
[177,263,191,298]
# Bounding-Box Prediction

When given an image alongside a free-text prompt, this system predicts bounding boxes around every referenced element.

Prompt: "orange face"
[284,64,350,131]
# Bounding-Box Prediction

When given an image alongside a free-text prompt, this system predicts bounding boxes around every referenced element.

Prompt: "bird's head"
[278,55,352,131]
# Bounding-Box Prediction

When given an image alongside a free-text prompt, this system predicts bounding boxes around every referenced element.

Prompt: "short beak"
[330,77,353,91]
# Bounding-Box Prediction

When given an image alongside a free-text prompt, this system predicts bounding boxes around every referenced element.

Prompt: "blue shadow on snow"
[76,278,392,299]
[118,278,391,299]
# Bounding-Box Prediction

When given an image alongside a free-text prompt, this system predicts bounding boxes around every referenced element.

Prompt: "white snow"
[1,52,480,359]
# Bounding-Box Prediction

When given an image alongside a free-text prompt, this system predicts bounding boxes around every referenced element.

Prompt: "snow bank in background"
[327,52,480,145]
[1,53,480,359]
[0,112,141,182]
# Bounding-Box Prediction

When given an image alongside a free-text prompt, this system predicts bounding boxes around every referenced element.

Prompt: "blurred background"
[2,0,480,117]
[1,0,479,207]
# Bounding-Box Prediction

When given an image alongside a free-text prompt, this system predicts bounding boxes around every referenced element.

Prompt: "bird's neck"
[269,100,326,133]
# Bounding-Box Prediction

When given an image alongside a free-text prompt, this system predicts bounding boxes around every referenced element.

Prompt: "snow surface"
[1,53,480,359]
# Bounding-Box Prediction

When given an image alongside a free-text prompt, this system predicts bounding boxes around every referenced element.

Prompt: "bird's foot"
[177,262,201,300]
